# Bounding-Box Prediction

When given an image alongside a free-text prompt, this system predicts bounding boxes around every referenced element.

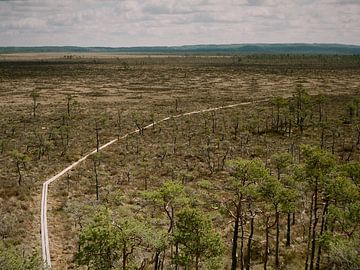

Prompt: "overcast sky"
[0,0,359,47]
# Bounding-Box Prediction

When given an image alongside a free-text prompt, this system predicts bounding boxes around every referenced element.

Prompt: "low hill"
[1,43,360,55]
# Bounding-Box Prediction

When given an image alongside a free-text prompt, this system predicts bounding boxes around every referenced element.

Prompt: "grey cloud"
[331,0,360,4]
[247,0,265,6]
[141,3,196,15]
[0,0,359,46]
[190,12,238,24]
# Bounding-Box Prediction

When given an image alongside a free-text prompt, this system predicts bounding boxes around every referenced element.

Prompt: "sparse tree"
[142,180,188,234]
[65,94,75,118]
[0,243,41,270]
[299,145,336,270]
[76,209,151,270]
[314,94,327,123]
[291,85,311,135]
[227,158,269,270]
[132,113,145,136]
[271,96,287,131]
[260,175,286,269]
[30,90,40,118]
[173,208,224,270]
[10,150,30,186]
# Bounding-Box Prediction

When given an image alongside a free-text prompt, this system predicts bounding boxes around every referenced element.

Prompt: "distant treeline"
[1,43,360,55]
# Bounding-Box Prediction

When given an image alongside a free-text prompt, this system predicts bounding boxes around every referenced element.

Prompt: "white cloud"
[0,0,359,46]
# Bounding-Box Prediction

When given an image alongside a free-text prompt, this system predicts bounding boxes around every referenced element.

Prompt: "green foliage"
[142,180,190,236]
[327,235,360,270]
[281,184,300,213]
[301,144,336,184]
[271,152,292,170]
[173,208,224,269]
[113,217,152,266]
[260,175,286,207]
[271,152,293,179]
[293,85,311,106]
[147,228,170,254]
[196,179,214,190]
[328,202,360,236]
[76,208,152,269]
[344,97,360,124]
[341,162,360,186]
[0,244,41,270]
[142,180,188,206]
[10,150,31,164]
[228,158,269,192]
[0,211,19,240]
[290,85,312,132]
[326,176,359,204]
[271,96,287,108]
[76,209,119,269]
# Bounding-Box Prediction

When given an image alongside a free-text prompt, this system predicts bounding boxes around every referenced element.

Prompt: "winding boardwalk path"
[41,99,266,268]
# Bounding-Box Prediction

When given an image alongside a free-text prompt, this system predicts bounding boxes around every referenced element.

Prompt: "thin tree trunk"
[16,162,22,185]
[315,200,329,270]
[123,244,127,270]
[288,119,292,137]
[320,128,325,149]
[286,212,291,247]
[264,218,270,270]
[175,243,179,270]
[305,195,314,270]
[160,250,165,270]
[154,251,160,270]
[195,255,199,270]
[331,131,336,154]
[240,203,245,270]
[246,209,254,270]
[310,180,319,270]
[95,126,100,152]
[292,212,296,225]
[275,206,280,269]
[231,202,241,270]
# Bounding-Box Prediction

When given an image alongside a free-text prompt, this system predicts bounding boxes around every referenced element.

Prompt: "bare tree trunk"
[246,208,254,270]
[305,195,314,270]
[16,161,22,185]
[276,106,280,131]
[264,228,269,270]
[175,243,179,270]
[231,202,241,270]
[122,244,127,270]
[95,126,101,152]
[240,209,245,270]
[195,255,199,270]
[160,250,165,270]
[331,131,336,154]
[310,180,319,270]
[315,200,329,270]
[264,217,270,270]
[292,212,296,225]
[320,128,325,149]
[286,212,291,247]
[275,206,280,269]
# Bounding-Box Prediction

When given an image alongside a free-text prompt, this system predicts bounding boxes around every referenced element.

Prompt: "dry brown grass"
[0,54,359,269]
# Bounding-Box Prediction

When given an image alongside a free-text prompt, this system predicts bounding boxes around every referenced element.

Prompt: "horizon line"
[1,42,360,48]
